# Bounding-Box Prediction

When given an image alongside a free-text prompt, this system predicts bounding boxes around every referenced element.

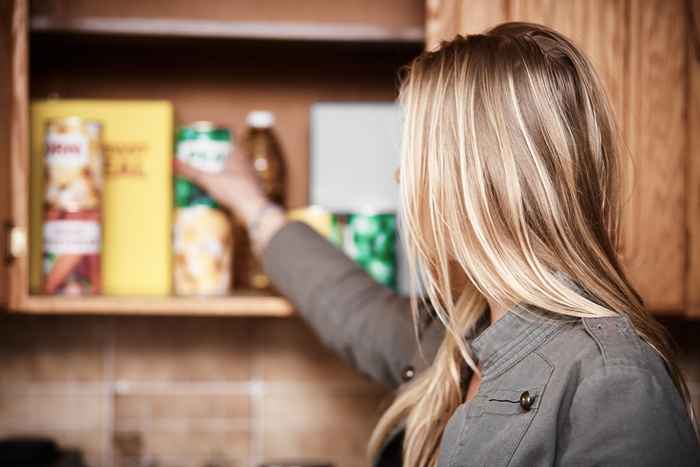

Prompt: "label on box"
[44,220,100,254]
[46,132,89,168]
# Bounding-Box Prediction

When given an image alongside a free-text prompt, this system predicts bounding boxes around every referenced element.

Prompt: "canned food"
[338,212,397,289]
[287,208,397,288]
[176,121,232,173]
[174,122,234,295]
[43,117,103,295]
[173,205,233,295]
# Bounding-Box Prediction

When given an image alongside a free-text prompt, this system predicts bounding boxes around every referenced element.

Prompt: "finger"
[173,159,203,182]
[222,149,240,173]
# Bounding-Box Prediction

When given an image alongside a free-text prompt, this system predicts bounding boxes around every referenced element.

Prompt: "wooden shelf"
[30,16,424,43]
[12,293,294,316]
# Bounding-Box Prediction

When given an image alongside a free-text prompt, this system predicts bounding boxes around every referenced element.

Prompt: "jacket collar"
[468,304,574,380]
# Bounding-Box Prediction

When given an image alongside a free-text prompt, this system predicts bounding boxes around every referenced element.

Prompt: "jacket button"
[401,366,415,382]
[520,391,534,411]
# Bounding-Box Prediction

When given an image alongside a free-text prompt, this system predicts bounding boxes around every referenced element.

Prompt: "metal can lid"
[46,116,102,128]
[183,121,219,131]
[177,121,231,141]
[246,110,275,128]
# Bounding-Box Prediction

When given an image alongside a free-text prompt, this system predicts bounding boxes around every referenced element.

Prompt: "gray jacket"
[262,222,700,466]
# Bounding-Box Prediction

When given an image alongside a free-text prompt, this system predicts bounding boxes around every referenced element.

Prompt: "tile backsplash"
[1,314,698,467]
[0,315,388,467]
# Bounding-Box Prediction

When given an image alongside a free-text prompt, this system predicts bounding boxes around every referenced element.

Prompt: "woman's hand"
[173,148,287,253]
[173,147,265,223]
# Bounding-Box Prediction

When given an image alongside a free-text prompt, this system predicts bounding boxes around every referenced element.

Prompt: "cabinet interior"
[17,0,424,315]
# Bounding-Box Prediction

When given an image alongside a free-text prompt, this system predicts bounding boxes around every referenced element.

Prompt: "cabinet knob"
[4,223,26,264]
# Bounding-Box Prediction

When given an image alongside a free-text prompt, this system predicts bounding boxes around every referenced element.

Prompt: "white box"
[310,102,401,212]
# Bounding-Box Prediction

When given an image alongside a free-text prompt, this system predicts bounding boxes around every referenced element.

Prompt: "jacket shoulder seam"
[581,315,645,369]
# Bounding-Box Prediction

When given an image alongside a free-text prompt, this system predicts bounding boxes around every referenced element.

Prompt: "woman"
[176,22,699,467]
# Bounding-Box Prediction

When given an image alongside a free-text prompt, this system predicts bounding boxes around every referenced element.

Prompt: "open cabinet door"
[0,0,29,310]
[427,0,690,314]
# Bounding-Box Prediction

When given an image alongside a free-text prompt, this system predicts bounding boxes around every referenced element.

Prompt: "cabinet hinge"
[4,222,27,264]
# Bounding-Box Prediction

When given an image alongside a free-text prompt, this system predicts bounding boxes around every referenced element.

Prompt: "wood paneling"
[509,0,626,120]
[426,0,509,51]
[624,0,686,311]
[427,1,626,115]
[688,0,700,316]
[458,0,509,36]
[426,0,460,50]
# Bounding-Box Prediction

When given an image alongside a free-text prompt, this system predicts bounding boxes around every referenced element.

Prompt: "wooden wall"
[427,0,698,315]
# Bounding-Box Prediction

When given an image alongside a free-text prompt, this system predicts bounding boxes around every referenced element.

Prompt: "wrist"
[222,181,267,222]
[247,202,287,255]
[238,197,268,228]
[227,190,266,226]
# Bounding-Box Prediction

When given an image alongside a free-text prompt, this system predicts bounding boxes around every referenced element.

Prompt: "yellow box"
[31,100,173,295]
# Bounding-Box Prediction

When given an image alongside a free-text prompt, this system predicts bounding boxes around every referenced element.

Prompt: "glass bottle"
[241,110,286,290]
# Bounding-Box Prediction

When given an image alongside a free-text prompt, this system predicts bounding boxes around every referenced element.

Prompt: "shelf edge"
[8,295,295,317]
[30,16,425,43]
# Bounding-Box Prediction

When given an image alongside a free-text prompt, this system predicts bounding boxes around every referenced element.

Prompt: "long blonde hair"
[368,22,694,466]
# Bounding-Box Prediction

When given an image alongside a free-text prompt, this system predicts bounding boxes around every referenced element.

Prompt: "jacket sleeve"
[556,365,700,466]
[261,221,421,388]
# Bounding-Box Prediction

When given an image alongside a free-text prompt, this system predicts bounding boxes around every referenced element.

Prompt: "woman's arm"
[173,151,423,388]
[262,220,420,387]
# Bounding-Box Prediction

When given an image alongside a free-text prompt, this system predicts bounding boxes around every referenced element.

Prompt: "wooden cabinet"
[0,0,423,315]
[427,0,699,316]
[2,0,698,317]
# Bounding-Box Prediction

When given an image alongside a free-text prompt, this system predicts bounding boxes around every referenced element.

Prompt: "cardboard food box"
[31,100,174,295]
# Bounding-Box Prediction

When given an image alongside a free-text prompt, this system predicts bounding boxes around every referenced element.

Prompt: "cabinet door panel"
[509,0,626,121]
[426,0,461,50]
[623,0,686,310]
[0,0,29,309]
[0,0,12,307]
[426,0,687,311]
[426,0,508,48]
[514,0,685,311]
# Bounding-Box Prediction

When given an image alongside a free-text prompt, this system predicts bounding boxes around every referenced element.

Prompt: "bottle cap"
[247,111,275,128]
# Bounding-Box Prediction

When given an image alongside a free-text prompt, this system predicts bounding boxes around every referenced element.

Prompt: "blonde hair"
[368,22,694,466]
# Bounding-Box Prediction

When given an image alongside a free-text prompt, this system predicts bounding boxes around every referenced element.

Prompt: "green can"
[338,212,397,289]
[175,121,233,208]
[174,122,234,296]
